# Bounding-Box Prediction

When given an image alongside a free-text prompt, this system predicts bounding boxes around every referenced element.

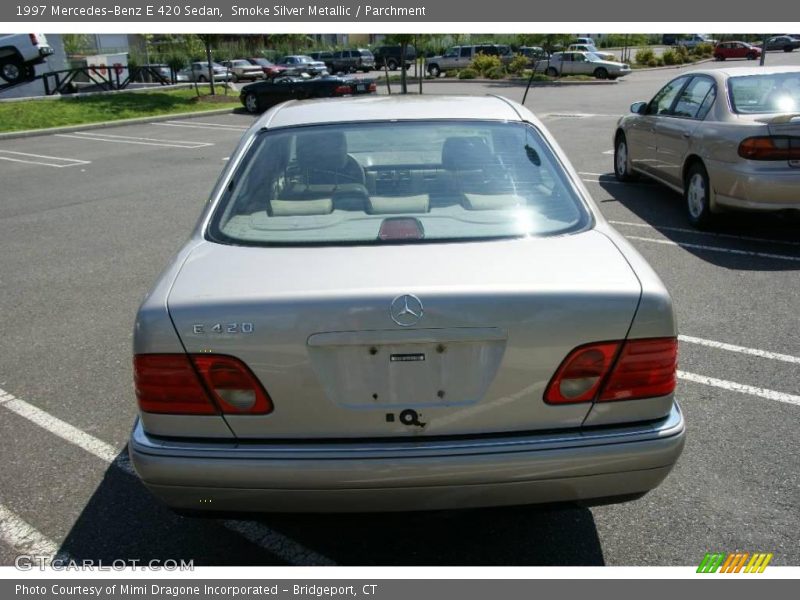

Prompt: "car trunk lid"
[167,231,642,439]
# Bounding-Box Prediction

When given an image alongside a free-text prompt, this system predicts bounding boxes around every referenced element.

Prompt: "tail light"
[544,342,620,403]
[29,34,39,45]
[333,85,352,95]
[738,136,800,161]
[545,338,677,404]
[134,354,273,415]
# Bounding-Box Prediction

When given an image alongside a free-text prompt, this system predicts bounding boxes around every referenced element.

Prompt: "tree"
[385,34,415,94]
[196,34,216,95]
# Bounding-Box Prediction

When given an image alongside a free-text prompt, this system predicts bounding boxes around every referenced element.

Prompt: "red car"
[246,57,287,79]
[714,41,761,61]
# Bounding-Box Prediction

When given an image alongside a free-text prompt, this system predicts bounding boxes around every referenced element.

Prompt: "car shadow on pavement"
[56,452,289,566]
[596,176,800,271]
[56,450,605,566]
[254,502,605,565]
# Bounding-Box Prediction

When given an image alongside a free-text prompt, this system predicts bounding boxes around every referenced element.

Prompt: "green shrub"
[458,68,478,79]
[647,58,659,67]
[508,54,529,75]
[635,48,655,64]
[485,66,505,79]
[662,49,678,65]
[693,42,714,57]
[470,52,503,76]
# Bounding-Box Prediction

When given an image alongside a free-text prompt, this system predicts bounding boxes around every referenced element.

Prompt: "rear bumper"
[709,159,800,211]
[129,403,685,513]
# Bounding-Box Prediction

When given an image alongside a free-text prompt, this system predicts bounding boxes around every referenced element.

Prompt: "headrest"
[296,131,349,170]
[441,136,494,171]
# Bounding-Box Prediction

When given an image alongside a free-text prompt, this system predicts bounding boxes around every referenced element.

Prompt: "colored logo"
[697,552,773,573]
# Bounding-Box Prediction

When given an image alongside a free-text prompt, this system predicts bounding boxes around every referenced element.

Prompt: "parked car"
[713,41,761,61]
[519,46,548,65]
[129,94,684,514]
[0,33,54,84]
[187,61,232,83]
[275,55,328,76]
[134,64,173,83]
[662,34,678,46]
[307,51,335,71]
[677,34,717,49]
[535,51,631,79]
[760,36,800,52]
[573,37,596,46]
[567,44,616,61]
[246,57,287,79]
[330,48,375,73]
[372,45,417,70]
[426,44,511,77]
[239,74,376,113]
[614,66,800,227]
[219,59,265,82]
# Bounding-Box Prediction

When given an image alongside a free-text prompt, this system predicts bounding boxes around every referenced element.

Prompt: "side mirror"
[631,101,648,115]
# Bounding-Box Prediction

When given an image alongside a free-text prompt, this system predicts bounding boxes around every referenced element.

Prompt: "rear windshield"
[728,72,800,113]
[209,120,590,246]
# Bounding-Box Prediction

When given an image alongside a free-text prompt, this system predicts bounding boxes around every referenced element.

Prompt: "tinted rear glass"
[728,72,800,113]
[209,121,589,246]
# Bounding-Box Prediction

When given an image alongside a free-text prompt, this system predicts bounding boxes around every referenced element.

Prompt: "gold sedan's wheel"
[614,134,638,182]
[685,163,712,229]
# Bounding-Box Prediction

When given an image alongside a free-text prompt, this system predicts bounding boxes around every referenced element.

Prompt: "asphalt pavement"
[0,50,798,567]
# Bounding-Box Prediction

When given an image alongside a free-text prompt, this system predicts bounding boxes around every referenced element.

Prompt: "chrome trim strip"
[131,403,683,460]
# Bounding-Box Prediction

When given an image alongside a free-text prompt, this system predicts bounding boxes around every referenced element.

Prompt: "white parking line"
[0,387,335,566]
[543,113,621,119]
[0,150,91,168]
[153,121,247,131]
[679,371,800,407]
[0,502,60,558]
[610,220,800,247]
[0,388,119,463]
[222,520,335,566]
[55,132,213,149]
[679,335,800,365]
[624,235,800,262]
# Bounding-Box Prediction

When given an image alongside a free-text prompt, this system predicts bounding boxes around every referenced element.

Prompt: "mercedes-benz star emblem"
[389,294,424,327]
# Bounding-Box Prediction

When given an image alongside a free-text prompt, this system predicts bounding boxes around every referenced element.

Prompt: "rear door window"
[672,77,716,118]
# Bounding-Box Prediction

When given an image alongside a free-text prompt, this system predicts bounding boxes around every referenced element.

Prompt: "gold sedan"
[614,66,800,227]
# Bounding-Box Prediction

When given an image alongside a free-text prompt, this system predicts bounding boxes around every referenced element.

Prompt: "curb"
[628,57,715,73]
[0,106,241,141]
[381,77,618,86]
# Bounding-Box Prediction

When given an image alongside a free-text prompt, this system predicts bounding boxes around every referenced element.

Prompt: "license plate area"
[308,328,507,409]
[790,159,800,168]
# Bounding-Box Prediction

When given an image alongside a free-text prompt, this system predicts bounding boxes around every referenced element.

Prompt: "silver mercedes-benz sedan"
[130,95,685,513]
[614,66,800,227]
